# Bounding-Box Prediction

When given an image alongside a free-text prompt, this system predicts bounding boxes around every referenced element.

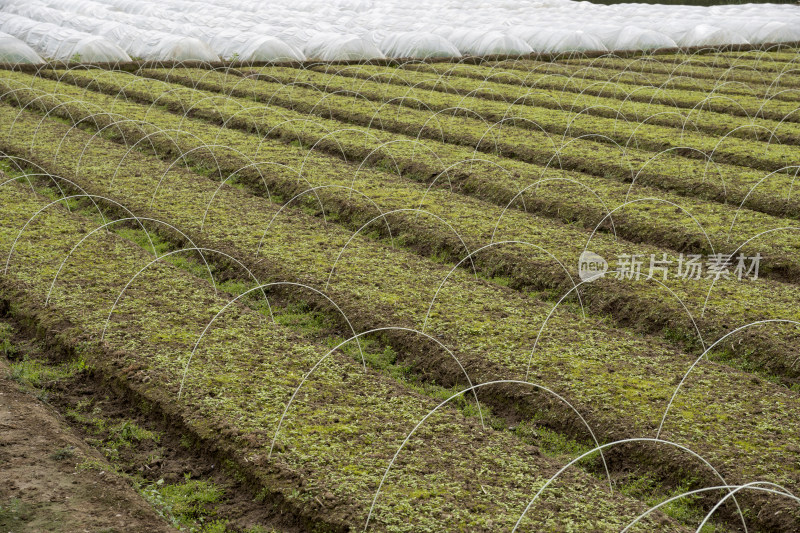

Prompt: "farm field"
[1,45,799,532]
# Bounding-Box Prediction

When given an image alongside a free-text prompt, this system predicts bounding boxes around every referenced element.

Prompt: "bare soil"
[0,357,175,533]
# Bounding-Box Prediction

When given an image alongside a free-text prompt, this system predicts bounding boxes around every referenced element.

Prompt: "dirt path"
[0,357,175,533]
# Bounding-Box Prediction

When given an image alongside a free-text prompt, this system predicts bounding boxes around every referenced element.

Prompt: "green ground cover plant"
[127,66,800,223]
[4,70,800,385]
[479,55,800,94]
[286,62,800,147]
[554,54,800,85]
[611,52,800,73]
[0,177,689,532]
[0,102,798,530]
[13,69,800,285]
[152,65,800,177]
[2,46,800,531]
[289,60,800,128]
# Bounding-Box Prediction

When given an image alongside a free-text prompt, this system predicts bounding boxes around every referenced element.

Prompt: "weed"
[0,323,15,357]
[114,420,160,444]
[140,476,225,531]
[76,457,113,473]
[0,498,33,523]
[50,446,76,461]
[9,357,84,389]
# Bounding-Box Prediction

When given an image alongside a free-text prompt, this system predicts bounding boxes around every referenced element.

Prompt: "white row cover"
[303,33,384,61]
[2,2,219,61]
[509,28,607,54]
[0,13,129,62]
[676,24,749,48]
[0,30,43,63]
[1,0,800,62]
[448,29,533,56]
[156,0,800,52]
[25,0,303,62]
[379,32,460,59]
[183,28,302,62]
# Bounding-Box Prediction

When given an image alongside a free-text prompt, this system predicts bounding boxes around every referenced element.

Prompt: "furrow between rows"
[1,102,798,530]
[3,69,800,386]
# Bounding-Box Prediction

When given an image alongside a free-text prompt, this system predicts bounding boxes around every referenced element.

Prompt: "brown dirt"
[0,306,304,533]
[0,313,302,533]
[0,357,175,533]
[46,371,302,533]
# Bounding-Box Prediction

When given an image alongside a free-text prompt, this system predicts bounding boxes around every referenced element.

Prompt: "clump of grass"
[139,475,226,531]
[114,420,160,445]
[9,356,85,389]
[513,419,602,467]
[50,446,76,461]
[0,322,15,358]
[158,475,224,519]
[0,498,33,523]
[274,301,333,336]
[620,474,722,531]
[76,456,115,473]
[66,401,160,465]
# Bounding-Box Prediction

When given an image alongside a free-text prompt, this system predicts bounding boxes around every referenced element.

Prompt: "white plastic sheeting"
[510,28,607,53]
[448,30,533,56]
[0,13,130,62]
[195,29,302,62]
[732,21,800,45]
[2,2,219,61]
[97,25,219,61]
[379,32,460,59]
[611,27,677,51]
[46,0,301,61]
[0,30,43,63]
[1,0,800,62]
[303,33,384,61]
[676,24,749,48]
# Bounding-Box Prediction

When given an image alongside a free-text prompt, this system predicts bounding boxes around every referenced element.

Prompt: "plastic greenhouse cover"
[734,20,800,45]
[303,33,385,61]
[37,0,302,61]
[611,26,678,51]
[676,24,749,48]
[1,0,800,62]
[193,28,303,62]
[0,13,130,62]
[0,30,42,63]
[448,29,533,56]
[2,2,219,61]
[509,27,607,53]
[379,32,460,59]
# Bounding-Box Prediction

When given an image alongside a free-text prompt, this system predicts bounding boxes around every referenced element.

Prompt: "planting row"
[552,54,800,87]
[6,69,800,381]
[2,102,799,531]
[129,66,800,221]
[29,67,800,282]
[399,58,800,106]
[487,57,800,98]
[173,64,800,175]
[606,52,800,74]
[0,178,678,532]
[246,63,800,157]
[332,59,800,126]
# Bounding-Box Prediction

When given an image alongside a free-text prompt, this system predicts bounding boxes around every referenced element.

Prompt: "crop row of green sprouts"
[1,44,800,531]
